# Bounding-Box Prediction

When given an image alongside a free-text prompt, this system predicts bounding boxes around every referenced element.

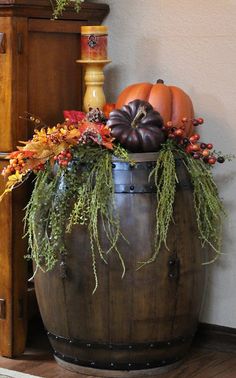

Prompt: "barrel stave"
[34,153,205,371]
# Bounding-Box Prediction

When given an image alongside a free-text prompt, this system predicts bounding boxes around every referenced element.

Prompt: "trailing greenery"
[50,0,84,19]
[24,139,226,292]
[137,140,225,267]
[138,141,177,268]
[24,145,130,293]
[180,152,225,263]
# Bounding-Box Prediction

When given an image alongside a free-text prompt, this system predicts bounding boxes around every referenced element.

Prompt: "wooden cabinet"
[0,0,109,357]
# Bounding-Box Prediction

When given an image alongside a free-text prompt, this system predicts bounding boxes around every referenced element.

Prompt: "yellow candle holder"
[77,59,111,112]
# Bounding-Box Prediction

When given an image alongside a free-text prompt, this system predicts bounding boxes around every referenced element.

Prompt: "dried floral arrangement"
[0,104,232,292]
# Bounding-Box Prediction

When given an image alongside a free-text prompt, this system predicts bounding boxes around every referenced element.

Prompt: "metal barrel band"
[114,182,192,193]
[48,331,193,351]
[114,184,156,193]
[54,350,183,371]
[112,162,156,171]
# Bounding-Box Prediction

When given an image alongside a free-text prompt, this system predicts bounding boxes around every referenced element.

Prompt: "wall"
[92,0,236,328]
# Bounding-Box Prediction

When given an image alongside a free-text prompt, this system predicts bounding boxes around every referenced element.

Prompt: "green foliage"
[24,145,130,293]
[138,140,225,267]
[138,141,177,268]
[50,0,84,19]
[181,153,225,263]
[25,140,225,292]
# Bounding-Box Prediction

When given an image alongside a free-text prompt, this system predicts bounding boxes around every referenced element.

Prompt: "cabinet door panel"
[28,29,83,136]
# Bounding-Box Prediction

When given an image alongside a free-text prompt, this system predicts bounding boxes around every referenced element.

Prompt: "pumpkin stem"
[131,106,147,128]
[156,79,164,84]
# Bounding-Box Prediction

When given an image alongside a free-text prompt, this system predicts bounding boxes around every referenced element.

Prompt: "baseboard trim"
[196,322,236,350]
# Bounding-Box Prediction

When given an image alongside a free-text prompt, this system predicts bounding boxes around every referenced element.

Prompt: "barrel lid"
[81,25,108,35]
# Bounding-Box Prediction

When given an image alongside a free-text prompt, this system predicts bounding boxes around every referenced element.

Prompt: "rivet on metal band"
[48,331,193,351]
[54,351,183,371]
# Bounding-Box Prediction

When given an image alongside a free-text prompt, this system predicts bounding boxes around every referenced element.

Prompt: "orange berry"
[59,160,68,166]
[202,149,210,157]
[166,121,173,128]
[191,143,200,152]
[174,129,184,137]
[190,134,200,143]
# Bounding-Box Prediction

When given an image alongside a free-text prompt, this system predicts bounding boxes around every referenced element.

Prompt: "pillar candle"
[81,25,108,60]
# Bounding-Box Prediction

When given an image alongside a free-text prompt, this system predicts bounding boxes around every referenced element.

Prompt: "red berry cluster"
[54,150,72,167]
[34,163,45,172]
[163,117,225,165]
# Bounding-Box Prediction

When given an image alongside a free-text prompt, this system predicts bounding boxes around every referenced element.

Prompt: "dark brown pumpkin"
[107,99,166,152]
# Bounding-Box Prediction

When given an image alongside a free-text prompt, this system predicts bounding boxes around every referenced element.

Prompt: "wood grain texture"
[0,16,28,152]
[196,323,236,354]
[28,18,86,33]
[0,17,14,151]
[0,0,109,358]
[55,357,182,377]
[0,2,110,22]
[0,31,6,53]
[27,26,83,133]
[0,320,235,378]
[0,157,28,357]
[34,154,206,369]
[0,159,13,357]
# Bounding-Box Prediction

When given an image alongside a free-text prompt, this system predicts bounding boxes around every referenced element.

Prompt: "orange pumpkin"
[116,79,194,136]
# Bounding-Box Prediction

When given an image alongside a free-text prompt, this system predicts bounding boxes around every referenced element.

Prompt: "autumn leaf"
[0,111,116,203]
[8,151,22,159]
[0,171,25,201]
[64,128,81,145]
[64,110,86,124]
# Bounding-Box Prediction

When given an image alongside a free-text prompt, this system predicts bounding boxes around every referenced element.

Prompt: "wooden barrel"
[34,152,206,377]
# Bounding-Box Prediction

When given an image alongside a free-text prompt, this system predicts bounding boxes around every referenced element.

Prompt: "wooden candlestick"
[77,59,111,112]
